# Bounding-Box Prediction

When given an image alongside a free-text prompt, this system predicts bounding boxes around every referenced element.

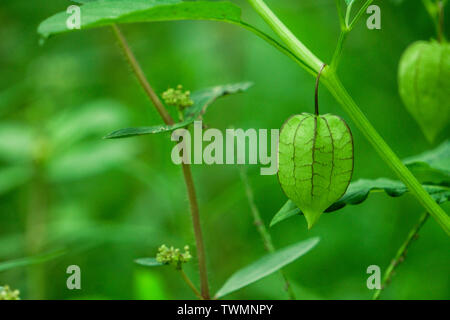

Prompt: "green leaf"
[345,0,358,6]
[278,113,354,229]
[0,250,65,272]
[214,237,319,298]
[38,0,242,38]
[104,82,252,139]
[404,140,449,185]
[135,258,165,267]
[271,178,450,227]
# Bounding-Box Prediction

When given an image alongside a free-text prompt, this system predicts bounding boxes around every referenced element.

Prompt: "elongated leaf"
[135,258,164,267]
[0,250,65,272]
[271,178,449,227]
[104,82,252,139]
[214,237,319,298]
[38,0,242,38]
[404,140,449,185]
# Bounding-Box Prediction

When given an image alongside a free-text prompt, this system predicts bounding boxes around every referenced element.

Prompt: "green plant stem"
[345,2,353,28]
[372,212,429,300]
[335,0,346,30]
[246,0,323,73]
[239,167,297,300]
[111,24,210,299]
[246,0,450,235]
[330,30,348,70]
[179,268,203,300]
[348,0,374,30]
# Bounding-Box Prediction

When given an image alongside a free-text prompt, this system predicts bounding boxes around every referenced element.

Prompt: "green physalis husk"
[398,40,450,142]
[278,113,354,229]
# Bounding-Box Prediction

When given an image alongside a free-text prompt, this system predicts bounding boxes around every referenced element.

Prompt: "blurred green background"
[0,0,449,300]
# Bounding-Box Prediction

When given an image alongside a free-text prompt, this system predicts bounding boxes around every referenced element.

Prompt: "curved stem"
[246,0,450,235]
[179,268,203,300]
[111,24,210,299]
[372,212,429,300]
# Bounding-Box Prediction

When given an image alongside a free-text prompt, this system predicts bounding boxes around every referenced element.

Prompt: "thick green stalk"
[246,0,450,235]
[323,72,449,235]
[246,0,323,73]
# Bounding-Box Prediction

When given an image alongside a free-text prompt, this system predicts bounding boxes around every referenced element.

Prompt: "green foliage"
[271,179,449,227]
[398,41,450,142]
[104,82,252,139]
[215,238,319,298]
[278,113,353,229]
[38,0,243,38]
[404,140,449,184]
[135,258,164,267]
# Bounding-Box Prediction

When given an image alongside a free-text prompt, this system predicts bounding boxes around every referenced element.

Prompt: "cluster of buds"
[156,245,192,269]
[0,285,20,300]
[162,85,194,110]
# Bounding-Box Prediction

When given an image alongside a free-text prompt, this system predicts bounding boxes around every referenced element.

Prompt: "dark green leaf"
[135,258,165,267]
[214,237,319,298]
[38,0,242,38]
[271,178,449,227]
[104,82,252,139]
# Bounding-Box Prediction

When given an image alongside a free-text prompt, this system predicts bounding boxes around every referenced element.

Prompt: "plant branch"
[335,0,346,30]
[111,24,210,299]
[239,167,297,300]
[246,0,450,235]
[372,212,429,300]
[179,268,203,300]
[349,0,374,30]
[330,30,348,70]
[246,0,324,73]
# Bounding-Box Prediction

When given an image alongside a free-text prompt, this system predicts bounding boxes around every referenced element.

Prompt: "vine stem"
[111,24,210,299]
[179,268,203,300]
[372,212,429,300]
[239,167,296,300]
[246,0,450,235]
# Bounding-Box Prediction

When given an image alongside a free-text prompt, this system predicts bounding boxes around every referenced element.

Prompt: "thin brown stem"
[372,212,429,300]
[179,269,203,300]
[111,24,210,299]
[111,24,174,125]
[239,167,297,300]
